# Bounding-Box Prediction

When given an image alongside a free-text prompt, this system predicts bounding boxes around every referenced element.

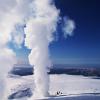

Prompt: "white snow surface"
[6,74,100,100]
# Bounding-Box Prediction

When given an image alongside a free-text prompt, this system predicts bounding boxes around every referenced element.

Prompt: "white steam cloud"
[0,0,75,99]
[25,0,59,98]
[63,18,76,38]
[0,0,24,99]
[0,48,16,100]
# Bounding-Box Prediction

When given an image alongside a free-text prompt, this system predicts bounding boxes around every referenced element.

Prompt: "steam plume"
[0,48,16,100]
[25,0,59,98]
[0,0,26,99]
[25,0,75,99]
[0,0,75,99]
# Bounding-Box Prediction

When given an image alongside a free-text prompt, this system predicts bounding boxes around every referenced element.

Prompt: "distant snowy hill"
[11,64,100,77]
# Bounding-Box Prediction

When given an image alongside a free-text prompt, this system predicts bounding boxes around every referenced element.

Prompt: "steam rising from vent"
[25,0,75,99]
[0,0,75,99]
[25,0,59,98]
[0,48,16,100]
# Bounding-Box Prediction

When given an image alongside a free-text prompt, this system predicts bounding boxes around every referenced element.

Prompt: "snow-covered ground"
[6,74,100,100]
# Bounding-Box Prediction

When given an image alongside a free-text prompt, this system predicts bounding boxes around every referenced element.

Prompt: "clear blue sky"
[11,0,100,65]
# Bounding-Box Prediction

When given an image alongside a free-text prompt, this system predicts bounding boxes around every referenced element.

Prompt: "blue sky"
[11,0,100,65]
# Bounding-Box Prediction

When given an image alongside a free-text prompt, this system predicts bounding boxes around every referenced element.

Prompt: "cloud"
[0,0,16,15]
[0,0,32,47]
[63,18,76,38]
